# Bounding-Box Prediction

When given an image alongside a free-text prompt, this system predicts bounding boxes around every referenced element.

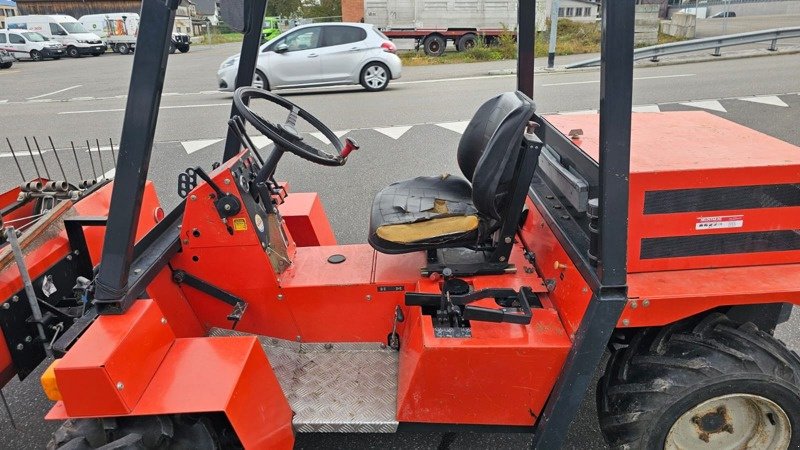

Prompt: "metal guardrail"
[565,26,800,68]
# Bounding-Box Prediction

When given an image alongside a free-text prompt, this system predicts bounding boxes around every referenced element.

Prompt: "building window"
[558,7,564,17]
[565,7,573,16]
[576,7,583,16]
[586,7,592,16]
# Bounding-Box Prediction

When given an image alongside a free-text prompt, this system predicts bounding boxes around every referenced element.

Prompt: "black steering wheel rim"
[233,87,344,166]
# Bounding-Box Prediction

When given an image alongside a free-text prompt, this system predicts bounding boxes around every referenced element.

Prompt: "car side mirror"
[275,43,289,53]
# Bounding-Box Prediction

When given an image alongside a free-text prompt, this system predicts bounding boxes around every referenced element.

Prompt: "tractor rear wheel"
[598,312,800,449]
[48,414,237,449]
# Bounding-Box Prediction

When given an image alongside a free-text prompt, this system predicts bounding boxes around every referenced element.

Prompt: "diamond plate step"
[209,328,399,433]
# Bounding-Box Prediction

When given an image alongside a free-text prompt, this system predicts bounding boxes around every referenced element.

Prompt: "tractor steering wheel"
[233,87,345,167]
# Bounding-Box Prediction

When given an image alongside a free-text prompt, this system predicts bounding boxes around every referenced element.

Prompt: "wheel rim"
[253,73,265,89]
[464,38,476,49]
[429,41,440,53]
[666,394,791,450]
[364,65,387,89]
[31,51,41,61]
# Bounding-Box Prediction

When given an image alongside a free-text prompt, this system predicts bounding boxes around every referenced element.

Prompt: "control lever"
[193,167,241,220]
[340,138,359,159]
[389,306,404,350]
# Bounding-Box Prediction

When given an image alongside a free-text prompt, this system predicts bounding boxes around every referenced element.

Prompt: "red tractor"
[2,0,800,449]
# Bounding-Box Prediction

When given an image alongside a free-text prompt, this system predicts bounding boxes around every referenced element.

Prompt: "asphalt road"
[0,47,799,450]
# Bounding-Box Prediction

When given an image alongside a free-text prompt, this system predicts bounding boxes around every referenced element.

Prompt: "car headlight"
[77,40,87,44]
[221,58,237,69]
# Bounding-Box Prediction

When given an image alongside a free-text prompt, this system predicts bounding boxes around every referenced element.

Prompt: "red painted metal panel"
[279,192,337,247]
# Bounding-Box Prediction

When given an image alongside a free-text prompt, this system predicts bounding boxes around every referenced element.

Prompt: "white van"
[79,13,138,54]
[6,15,105,57]
[0,29,65,60]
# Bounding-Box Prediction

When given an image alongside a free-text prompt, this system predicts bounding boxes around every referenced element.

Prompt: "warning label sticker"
[232,218,248,231]
[695,215,744,231]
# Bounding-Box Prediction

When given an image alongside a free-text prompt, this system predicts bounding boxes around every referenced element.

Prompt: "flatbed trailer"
[380,27,514,55]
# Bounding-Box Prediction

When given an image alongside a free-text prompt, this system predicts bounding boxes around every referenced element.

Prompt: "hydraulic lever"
[192,167,242,220]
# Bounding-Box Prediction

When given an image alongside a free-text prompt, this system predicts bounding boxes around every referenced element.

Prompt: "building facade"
[0,0,18,28]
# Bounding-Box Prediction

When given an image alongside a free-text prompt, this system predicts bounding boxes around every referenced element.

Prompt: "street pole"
[722,0,730,33]
[547,0,560,68]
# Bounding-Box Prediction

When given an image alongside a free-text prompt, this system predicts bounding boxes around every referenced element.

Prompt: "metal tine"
[32,137,52,179]
[70,141,84,180]
[47,137,68,182]
[6,137,26,182]
[95,139,106,179]
[85,140,98,180]
[23,136,42,179]
[109,138,117,168]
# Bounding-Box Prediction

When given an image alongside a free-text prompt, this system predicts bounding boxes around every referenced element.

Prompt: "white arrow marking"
[249,136,273,148]
[436,121,470,134]
[679,100,727,113]
[374,125,413,140]
[737,95,789,107]
[632,105,661,113]
[182,139,222,154]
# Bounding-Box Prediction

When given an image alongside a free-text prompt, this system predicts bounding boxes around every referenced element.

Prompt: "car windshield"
[60,22,88,33]
[22,32,47,42]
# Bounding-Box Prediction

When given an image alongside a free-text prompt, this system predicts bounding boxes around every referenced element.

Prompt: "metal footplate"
[209,328,398,433]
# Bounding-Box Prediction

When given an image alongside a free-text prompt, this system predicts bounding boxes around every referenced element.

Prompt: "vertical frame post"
[222,0,269,162]
[517,0,536,98]
[93,0,180,307]
[530,0,635,447]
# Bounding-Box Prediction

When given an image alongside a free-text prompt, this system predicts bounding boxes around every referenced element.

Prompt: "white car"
[0,29,65,61]
[218,23,402,92]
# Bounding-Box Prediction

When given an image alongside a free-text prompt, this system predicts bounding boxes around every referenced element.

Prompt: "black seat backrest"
[457,91,536,221]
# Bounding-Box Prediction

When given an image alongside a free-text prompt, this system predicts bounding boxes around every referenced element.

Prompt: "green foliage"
[266,0,302,18]
[303,0,342,20]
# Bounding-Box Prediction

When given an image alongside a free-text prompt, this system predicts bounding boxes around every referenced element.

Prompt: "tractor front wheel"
[48,414,236,449]
[598,312,800,449]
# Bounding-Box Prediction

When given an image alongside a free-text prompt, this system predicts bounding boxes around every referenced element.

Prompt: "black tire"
[598,312,800,449]
[116,43,130,55]
[360,62,390,92]
[253,69,270,91]
[422,34,446,57]
[48,414,238,449]
[30,49,43,61]
[456,33,478,52]
[53,56,61,60]
[0,62,12,69]
[178,44,190,53]
[169,42,177,54]
[66,46,80,58]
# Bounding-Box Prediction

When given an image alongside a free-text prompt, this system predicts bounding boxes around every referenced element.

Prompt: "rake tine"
[95,139,106,179]
[32,137,52,179]
[70,141,84,180]
[109,138,117,168]
[85,140,98,180]
[6,138,26,182]
[47,137,68,182]
[23,137,42,179]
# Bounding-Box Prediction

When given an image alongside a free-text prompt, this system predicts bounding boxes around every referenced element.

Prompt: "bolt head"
[66,255,73,261]
[224,178,231,185]
[116,381,124,390]
[365,295,372,301]
[295,336,301,342]
[25,335,32,343]
[2,303,10,309]
[190,195,197,201]
[161,317,168,325]
[642,299,650,307]
[630,301,638,309]
[12,295,19,302]
[622,319,630,327]
[182,239,189,245]
[133,268,142,274]
[16,343,23,350]
[499,256,506,262]
[504,236,512,244]
[277,294,284,300]
[224,204,231,211]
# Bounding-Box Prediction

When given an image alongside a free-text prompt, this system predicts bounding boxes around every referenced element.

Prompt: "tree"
[266,0,302,18]
[302,0,341,20]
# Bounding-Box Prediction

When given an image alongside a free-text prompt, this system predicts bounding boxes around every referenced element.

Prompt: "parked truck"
[79,13,139,54]
[363,0,517,55]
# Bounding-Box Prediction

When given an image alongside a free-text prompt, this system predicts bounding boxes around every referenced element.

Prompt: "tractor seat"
[368,91,536,254]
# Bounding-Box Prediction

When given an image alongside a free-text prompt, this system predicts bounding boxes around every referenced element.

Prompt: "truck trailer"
[361,0,518,55]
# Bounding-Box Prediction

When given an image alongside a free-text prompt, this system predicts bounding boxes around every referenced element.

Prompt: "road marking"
[738,95,789,107]
[0,100,7,104]
[542,73,695,87]
[632,105,661,113]
[250,136,272,148]
[182,139,222,155]
[679,100,727,113]
[394,75,515,86]
[59,103,230,115]
[100,168,116,180]
[436,121,470,134]
[309,130,350,145]
[27,85,82,100]
[374,125,412,140]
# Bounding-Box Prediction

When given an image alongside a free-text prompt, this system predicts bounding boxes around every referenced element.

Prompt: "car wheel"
[253,70,269,90]
[0,62,12,69]
[598,313,800,449]
[169,42,177,54]
[30,50,44,61]
[422,34,446,57]
[116,43,130,55]
[178,44,190,53]
[66,46,80,58]
[456,33,477,52]
[360,62,390,92]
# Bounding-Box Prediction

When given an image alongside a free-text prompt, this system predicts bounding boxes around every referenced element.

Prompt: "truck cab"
[262,16,281,43]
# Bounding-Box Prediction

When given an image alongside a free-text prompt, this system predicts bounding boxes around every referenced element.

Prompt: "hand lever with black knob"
[193,167,241,220]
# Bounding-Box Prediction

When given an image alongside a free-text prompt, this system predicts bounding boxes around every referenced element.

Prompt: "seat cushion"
[368,175,480,253]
